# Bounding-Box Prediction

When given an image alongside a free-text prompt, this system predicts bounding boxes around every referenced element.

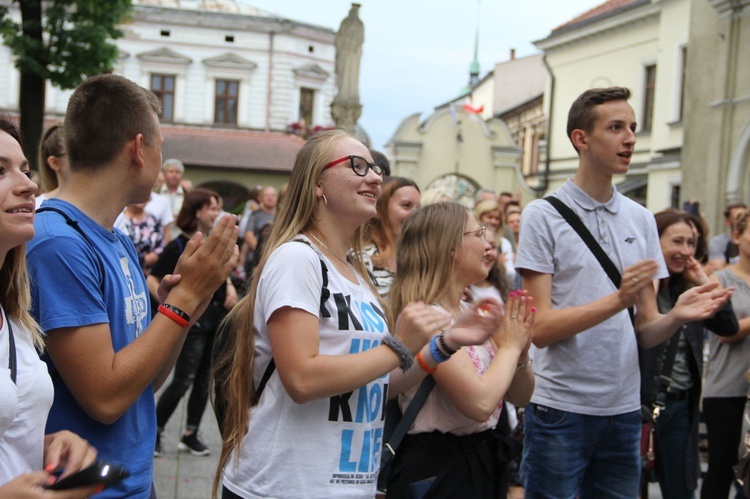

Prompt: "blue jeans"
[655,397,695,499]
[521,403,641,499]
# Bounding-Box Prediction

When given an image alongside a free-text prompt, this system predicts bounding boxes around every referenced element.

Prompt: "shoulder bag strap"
[251,239,332,405]
[544,196,635,325]
[35,206,105,291]
[651,332,681,420]
[380,375,436,472]
[7,317,16,385]
[251,358,276,405]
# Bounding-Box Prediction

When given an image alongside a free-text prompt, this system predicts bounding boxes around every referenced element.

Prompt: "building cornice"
[203,52,257,70]
[707,0,750,16]
[293,64,330,81]
[137,46,192,64]
[131,4,335,42]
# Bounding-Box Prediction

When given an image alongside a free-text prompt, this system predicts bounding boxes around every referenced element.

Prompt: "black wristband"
[437,334,457,357]
[160,303,191,324]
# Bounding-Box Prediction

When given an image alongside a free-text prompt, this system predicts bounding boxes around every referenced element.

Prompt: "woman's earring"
[321,194,328,207]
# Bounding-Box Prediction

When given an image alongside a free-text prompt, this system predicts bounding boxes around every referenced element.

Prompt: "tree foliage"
[0,0,131,88]
[0,0,131,167]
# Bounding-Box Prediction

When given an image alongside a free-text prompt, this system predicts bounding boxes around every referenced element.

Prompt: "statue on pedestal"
[331,3,363,132]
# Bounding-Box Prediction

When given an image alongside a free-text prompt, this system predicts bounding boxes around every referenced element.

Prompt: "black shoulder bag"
[377,375,435,490]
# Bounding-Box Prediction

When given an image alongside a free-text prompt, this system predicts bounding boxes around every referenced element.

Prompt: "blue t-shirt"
[27,199,153,499]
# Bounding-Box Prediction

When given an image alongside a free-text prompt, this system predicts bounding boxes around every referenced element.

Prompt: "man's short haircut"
[567,87,632,151]
[64,74,161,173]
[724,202,747,219]
[162,158,185,173]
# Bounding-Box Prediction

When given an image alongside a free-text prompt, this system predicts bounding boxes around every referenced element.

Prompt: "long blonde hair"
[211,130,375,496]
[389,202,468,323]
[0,117,43,349]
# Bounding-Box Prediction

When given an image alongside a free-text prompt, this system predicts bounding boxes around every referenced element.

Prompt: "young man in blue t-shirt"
[27,74,238,499]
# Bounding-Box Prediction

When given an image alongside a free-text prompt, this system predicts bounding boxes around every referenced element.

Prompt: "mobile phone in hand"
[45,460,129,491]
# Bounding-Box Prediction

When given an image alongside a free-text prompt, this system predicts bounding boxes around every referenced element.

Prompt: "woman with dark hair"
[0,117,99,497]
[148,188,238,458]
[639,209,737,499]
[361,176,420,296]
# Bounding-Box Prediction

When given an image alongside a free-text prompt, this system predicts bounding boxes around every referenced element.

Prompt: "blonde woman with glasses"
[212,131,496,499]
[386,202,535,498]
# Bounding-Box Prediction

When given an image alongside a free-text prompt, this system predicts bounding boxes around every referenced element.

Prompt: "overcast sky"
[237,0,605,149]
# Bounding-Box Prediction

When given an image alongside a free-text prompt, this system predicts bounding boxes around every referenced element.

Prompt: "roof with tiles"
[160,126,306,172]
[550,0,648,36]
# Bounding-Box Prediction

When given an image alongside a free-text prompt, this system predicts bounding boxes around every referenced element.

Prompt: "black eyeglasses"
[464,226,487,243]
[324,155,384,177]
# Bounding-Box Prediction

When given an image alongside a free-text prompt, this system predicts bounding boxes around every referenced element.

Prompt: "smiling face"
[482,227,499,271]
[660,221,696,275]
[578,100,636,176]
[479,209,502,232]
[455,214,491,286]
[0,130,37,259]
[195,196,220,233]
[387,185,420,237]
[318,136,382,225]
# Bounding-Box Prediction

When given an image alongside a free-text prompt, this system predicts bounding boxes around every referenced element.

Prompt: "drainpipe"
[538,54,555,198]
[265,31,275,133]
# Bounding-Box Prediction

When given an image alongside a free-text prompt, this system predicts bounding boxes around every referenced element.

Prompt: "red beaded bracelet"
[158,304,190,328]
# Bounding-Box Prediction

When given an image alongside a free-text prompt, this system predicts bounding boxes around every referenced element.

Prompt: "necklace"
[308,231,354,271]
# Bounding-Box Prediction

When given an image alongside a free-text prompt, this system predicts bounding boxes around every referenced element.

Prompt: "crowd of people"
[0,74,748,499]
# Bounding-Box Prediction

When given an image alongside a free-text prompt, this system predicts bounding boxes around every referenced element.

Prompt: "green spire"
[468,1,480,87]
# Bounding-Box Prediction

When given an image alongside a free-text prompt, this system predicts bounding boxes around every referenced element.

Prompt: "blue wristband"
[429,335,450,363]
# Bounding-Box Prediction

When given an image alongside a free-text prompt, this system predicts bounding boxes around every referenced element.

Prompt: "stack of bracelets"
[415,335,457,374]
[157,303,191,328]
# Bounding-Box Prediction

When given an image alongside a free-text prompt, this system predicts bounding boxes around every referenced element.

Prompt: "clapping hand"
[492,290,535,356]
[441,299,504,351]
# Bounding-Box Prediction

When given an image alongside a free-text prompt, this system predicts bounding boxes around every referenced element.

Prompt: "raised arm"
[431,293,535,422]
[43,216,238,424]
[522,259,657,348]
[635,277,733,348]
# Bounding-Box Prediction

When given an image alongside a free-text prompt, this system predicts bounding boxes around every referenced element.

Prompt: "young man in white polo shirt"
[515,87,732,498]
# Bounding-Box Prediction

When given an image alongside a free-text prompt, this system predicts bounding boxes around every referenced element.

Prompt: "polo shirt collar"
[561,179,621,214]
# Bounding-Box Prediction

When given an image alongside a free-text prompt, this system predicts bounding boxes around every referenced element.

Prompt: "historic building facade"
[0,0,338,209]
[681,0,750,231]
[534,0,692,211]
